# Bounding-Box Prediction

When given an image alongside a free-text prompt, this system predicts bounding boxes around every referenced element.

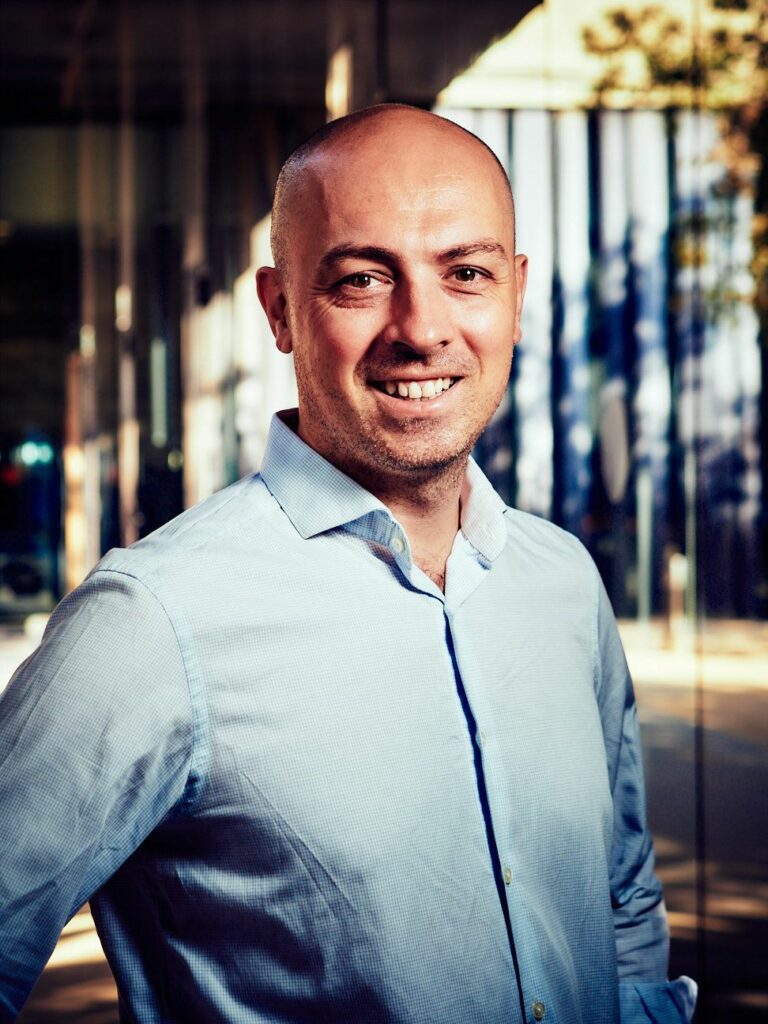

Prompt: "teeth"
[381,378,454,400]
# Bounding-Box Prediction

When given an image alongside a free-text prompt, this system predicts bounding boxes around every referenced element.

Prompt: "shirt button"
[392,536,405,554]
[502,866,512,885]
[477,731,487,749]
[532,1001,546,1020]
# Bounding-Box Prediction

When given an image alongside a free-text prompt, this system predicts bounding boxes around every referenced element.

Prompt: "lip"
[370,375,460,384]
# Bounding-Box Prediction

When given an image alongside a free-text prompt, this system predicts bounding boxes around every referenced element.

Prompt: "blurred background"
[0,0,766,1021]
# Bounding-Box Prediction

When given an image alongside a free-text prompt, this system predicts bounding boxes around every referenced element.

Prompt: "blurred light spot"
[16,441,54,466]
[80,323,96,357]
[24,613,49,642]
[64,444,85,486]
[326,45,352,121]
[150,338,169,447]
[568,422,592,455]
[115,284,132,333]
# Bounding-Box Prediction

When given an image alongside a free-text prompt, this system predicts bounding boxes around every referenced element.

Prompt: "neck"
[354,460,467,591]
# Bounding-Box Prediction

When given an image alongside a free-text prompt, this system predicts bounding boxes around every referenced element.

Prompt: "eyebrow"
[319,245,397,270]
[318,238,509,270]
[437,240,509,262]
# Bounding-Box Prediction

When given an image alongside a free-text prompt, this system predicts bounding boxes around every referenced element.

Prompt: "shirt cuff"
[619,976,698,1023]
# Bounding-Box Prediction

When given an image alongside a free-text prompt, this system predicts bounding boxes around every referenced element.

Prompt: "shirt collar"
[260,410,388,539]
[260,409,508,561]
[459,456,508,562]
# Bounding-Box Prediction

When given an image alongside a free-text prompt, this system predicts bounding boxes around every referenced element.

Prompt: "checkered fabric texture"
[0,411,695,1023]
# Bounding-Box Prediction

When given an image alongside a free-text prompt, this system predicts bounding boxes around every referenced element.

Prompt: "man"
[0,105,695,1023]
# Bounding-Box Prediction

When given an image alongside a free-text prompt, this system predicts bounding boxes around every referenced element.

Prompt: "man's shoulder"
[500,506,597,578]
[95,472,279,582]
[502,506,590,555]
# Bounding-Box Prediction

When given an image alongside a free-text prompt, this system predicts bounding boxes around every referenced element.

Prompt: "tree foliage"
[583,1,767,318]
[583,2,767,109]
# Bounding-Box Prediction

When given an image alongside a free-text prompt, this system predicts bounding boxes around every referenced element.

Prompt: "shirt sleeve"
[0,567,194,1021]
[594,576,697,1024]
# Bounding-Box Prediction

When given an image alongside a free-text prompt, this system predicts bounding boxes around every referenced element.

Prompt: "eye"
[343,273,377,289]
[451,266,486,284]
[331,271,391,301]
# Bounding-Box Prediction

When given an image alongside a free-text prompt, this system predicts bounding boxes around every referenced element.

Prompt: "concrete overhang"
[0,0,542,123]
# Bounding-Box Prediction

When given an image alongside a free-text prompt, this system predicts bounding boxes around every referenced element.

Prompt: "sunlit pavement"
[0,623,47,693]
[15,907,118,1024]
[3,619,767,1022]
[622,621,768,1024]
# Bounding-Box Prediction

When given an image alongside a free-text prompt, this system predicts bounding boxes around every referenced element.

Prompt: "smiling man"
[257,108,526,592]
[0,106,695,1024]
[263,113,523,477]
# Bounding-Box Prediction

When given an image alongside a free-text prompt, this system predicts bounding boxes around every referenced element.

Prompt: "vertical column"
[326,0,379,118]
[597,110,632,613]
[512,109,554,519]
[475,108,510,169]
[181,0,208,507]
[628,110,670,617]
[553,110,591,538]
[727,188,762,616]
[63,353,86,593]
[72,119,102,584]
[326,43,354,121]
[674,107,709,625]
[116,0,140,545]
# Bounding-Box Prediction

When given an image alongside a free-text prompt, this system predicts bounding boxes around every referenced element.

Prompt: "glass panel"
[438,2,768,1018]
[1,1,765,1019]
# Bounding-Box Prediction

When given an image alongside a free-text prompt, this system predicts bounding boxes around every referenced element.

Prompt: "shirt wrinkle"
[94,566,209,818]
[240,770,359,922]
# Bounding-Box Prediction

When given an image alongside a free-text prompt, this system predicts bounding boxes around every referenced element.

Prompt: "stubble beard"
[297,378,504,500]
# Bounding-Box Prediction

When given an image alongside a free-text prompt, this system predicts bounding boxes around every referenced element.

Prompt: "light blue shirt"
[0,411,695,1023]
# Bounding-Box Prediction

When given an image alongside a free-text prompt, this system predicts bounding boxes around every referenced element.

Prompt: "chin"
[362,437,475,477]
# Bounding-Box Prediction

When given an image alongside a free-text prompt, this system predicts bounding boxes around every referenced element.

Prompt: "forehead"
[288,120,514,257]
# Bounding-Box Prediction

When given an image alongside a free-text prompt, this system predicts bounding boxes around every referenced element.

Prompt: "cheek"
[459,292,515,332]
[463,307,516,363]
[305,310,380,375]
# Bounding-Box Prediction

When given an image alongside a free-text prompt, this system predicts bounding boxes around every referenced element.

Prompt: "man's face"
[258,113,527,491]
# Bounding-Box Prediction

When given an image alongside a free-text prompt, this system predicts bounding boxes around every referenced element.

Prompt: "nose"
[382,278,452,356]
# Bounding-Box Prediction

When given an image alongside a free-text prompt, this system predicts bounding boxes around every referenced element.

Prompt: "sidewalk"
[622,619,768,1023]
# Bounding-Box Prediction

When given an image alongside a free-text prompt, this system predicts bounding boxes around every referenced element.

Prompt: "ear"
[256,266,293,354]
[512,253,528,344]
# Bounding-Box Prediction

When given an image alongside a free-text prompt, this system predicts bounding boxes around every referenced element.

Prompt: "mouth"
[370,377,458,401]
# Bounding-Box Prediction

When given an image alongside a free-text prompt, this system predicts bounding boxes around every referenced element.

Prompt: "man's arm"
[0,569,194,1021]
[595,578,697,1024]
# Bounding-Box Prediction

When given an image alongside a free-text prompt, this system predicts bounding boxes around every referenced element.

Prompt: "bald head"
[270,104,515,280]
